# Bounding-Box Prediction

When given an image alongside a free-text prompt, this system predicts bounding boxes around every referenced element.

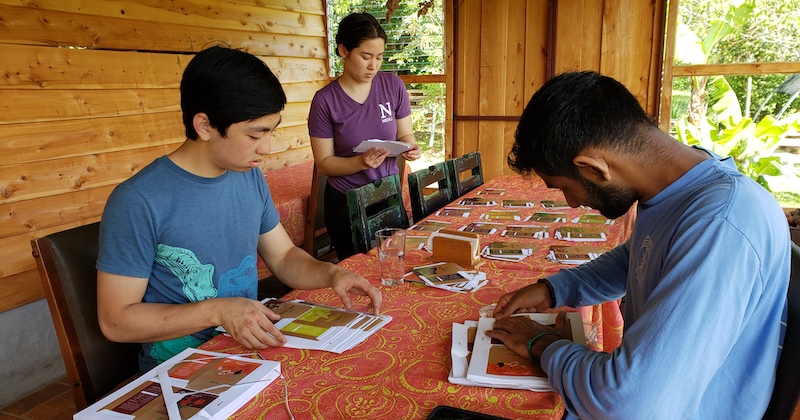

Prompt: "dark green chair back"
[347,174,410,254]
[446,151,484,197]
[408,162,453,222]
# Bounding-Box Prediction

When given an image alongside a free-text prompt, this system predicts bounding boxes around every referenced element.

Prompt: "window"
[326,0,446,170]
[660,0,800,206]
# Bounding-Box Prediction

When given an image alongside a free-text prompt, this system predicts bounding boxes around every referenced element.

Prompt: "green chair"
[408,162,454,222]
[446,151,484,198]
[347,174,410,254]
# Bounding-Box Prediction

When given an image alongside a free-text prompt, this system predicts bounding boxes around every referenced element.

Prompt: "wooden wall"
[450,0,666,179]
[0,0,328,313]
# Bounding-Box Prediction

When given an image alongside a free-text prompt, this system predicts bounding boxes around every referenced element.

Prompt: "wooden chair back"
[346,174,410,254]
[30,222,140,409]
[763,242,800,419]
[446,151,484,197]
[408,162,454,222]
[303,165,336,261]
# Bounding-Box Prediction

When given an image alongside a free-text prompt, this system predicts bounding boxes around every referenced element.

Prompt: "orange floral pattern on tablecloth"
[201,174,629,418]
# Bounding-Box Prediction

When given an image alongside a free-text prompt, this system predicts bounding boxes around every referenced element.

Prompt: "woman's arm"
[311,135,390,177]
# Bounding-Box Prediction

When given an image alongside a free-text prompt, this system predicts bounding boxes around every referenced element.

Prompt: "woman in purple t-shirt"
[308,12,421,260]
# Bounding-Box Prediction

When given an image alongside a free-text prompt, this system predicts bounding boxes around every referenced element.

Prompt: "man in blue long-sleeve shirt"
[487,71,790,419]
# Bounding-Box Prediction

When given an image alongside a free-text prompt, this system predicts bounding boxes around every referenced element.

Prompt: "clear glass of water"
[375,228,406,286]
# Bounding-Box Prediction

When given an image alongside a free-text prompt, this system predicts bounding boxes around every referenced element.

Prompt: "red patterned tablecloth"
[201,174,631,419]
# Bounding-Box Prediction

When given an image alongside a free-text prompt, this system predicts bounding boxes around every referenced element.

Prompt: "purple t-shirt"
[308,71,411,192]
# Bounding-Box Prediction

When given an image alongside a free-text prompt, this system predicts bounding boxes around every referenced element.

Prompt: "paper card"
[458,197,498,206]
[554,226,608,242]
[352,139,411,157]
[75,348,282,420]
[501,225,549,239]
[480,210,522,221]
[540,200,570,209]
[409,220,452,232]
[436,207,472,217]
[458,222,503,235]
[529,212,568,223]
[405,235,428,250]
[547,245,606,264]
[477,188,506,196]
[502,199,534,207]
[572,213,615,224]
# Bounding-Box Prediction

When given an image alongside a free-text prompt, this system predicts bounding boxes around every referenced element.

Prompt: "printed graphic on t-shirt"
[379,101,394,123]
[156,244,217,302]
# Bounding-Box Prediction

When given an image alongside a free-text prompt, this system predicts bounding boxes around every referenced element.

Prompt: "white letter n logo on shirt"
[378,102,393,122]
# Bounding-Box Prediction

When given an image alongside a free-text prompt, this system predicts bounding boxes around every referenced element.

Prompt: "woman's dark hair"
[508,71,657,178]
[335,13,387,56]
[180,46,286,139]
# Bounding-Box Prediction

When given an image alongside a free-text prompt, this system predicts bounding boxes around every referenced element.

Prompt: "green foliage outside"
[672,0,800,204]
[326,0,446,168]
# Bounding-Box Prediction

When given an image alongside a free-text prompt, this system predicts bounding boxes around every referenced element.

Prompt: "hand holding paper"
[352,139,412,157]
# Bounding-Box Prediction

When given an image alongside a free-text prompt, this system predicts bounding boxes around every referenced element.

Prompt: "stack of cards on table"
[435,207,472,217]
[529,212,568,223]
[458,197,497,206]
[217,299,391,354]
[501,224,549,239]
[554,226,607,242]
[459,221,503,235]
[480,210,526,221]
[409,220,452,232]
[502,199,534,208]
[540,200,570,209]
[481,241,534,262]
[449,312,586,391]
[547,245,606,264]
[477,188,506,196]
[410,262,488,293]
[572,213,614,224]
[74,348,281,420]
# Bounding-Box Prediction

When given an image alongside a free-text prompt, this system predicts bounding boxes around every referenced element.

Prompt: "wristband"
[540,279,556,308]
[527,331,561,361]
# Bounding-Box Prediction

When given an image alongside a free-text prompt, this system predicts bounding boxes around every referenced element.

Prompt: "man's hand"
[486,313,569,360]
[493,282,552,319]
[330,268,383,315]
[216,297,288,349]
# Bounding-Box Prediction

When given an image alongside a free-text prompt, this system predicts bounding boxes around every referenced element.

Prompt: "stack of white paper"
[449,312,585,391]
[435,207,472,217]
[218,299,391,354]
[74,348,281,420]
[500,224,549,239]
[546,245,604,264]
[352,139,411,157]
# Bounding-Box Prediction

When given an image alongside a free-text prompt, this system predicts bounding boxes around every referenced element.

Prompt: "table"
[201,174,632,419]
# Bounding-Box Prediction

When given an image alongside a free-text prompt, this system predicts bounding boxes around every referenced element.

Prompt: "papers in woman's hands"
[217,298,391,353]
[352,139,412,157]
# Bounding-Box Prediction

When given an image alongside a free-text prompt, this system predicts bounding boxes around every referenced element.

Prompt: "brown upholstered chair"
[31,222,140,409]
[303,164,337,261]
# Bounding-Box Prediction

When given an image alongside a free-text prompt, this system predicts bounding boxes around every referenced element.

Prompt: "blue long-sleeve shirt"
[543,153,790,419]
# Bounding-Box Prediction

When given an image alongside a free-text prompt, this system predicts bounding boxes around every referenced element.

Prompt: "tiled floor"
[0,379,75,420]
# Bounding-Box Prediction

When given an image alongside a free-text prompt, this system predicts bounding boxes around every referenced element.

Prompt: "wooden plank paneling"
[0,5,326,57]
[0,270,44,314]
[0,145,175,204]
[0,44,326,89]
[0,0,325,29]
[523,0,549,101]
[478,0,508,180]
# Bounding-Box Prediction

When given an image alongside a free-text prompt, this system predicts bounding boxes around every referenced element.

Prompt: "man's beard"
[577,175,638,220]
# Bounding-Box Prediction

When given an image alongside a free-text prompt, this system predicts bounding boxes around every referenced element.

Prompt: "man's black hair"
[180,46,287,139]
[508,71,656,178]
